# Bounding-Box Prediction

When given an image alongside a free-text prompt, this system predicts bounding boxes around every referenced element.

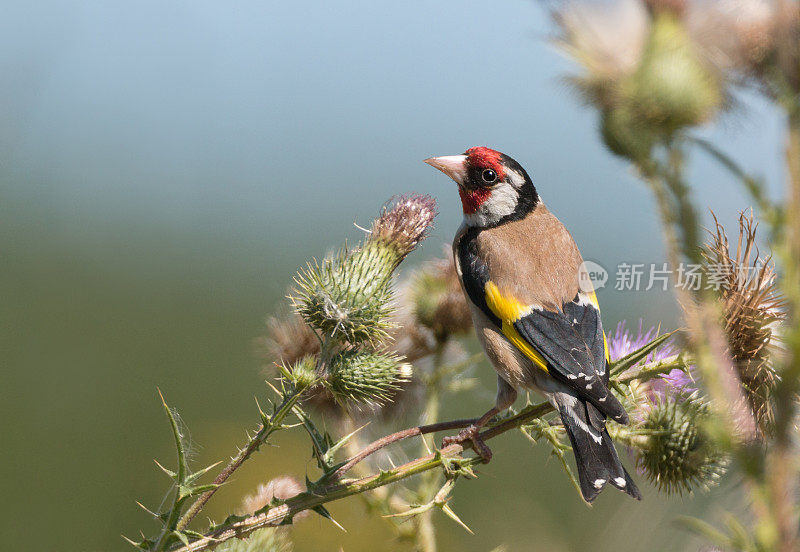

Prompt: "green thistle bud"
[632,11,722,131]
[292,195,436,345]
[600,102,657,161]
[635,396,727,494]
[293,243,396,344]
[287,355,318,392]
[325,349,411,405]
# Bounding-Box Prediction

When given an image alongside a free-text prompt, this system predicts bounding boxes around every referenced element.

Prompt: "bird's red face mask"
[424,147,509,212]
[425,146,535,228]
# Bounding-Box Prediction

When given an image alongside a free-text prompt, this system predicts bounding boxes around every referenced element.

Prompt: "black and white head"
[424,147,538,228]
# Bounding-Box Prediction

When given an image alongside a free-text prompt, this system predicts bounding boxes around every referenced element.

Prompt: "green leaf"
[121,535,154,550]
[172,531,190,546]
[209,513,248,533]
[324,422,369,466]
[158,389,188,484]
[440,503,474,534]
[185,461,223,486]
[312,505,346,532]
[178,483,220,501]
[153,459,177,481]
[382,502,434,519]
[520,421,585,503]
[676,516,731,547]
[295,407,332,470]
[610,330,679,376]
[135,501,160,519]
[724,514,757,551]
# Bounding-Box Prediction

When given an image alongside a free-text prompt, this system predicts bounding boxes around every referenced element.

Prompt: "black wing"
[513,297,627,424]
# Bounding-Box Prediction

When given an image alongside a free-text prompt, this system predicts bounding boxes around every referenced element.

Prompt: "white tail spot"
[614,477,626,487]
[593,479,606,489]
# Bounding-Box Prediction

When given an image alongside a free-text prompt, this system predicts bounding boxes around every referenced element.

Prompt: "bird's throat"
[459,187,491,214]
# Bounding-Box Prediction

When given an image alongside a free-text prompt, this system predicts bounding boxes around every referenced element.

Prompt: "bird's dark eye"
[482,169,497,183]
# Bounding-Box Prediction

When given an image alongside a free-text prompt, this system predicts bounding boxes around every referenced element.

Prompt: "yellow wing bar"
[484,281,548,373]
[586,290,611,363]
[485,281,530,321]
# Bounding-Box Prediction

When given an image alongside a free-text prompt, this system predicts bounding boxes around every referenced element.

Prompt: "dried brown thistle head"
[258,311,321,367]
[702,210,786,431]
[409,254,473,343]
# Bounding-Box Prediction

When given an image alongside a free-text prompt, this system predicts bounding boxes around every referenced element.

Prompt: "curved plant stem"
[332,417,476,481]
[168,402,554,552]
[417,344,446,552]
[176,388,304,531]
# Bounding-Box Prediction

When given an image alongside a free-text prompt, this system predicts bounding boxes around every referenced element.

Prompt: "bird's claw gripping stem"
[442,424,493,463]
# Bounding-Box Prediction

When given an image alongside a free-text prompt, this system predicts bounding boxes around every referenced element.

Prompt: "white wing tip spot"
[614,477,626,487]
[567,374,578,380]
[593,479,606,489]
[598,396,606,402]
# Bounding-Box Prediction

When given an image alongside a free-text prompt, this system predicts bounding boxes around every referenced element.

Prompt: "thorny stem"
[767,93,800,552]
[167,402,555,552]
[331,417,477,480]
[643,146,757,441]
[417,343,446,552]
[176,388,303,532]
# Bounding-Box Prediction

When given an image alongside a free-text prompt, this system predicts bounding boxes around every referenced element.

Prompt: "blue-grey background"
[0,1,783,550]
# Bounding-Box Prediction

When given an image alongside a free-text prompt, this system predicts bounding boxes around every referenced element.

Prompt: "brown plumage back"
[472,204,584,310]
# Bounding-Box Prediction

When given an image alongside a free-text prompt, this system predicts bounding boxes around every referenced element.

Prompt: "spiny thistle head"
[370,194,437,263]
[409,255,472,342]
[292,195,436,345]
[702,210,786,431]
[635,395,727,494]
[285,355,318,392]
[325,349,411,406]
[292,245,396,344]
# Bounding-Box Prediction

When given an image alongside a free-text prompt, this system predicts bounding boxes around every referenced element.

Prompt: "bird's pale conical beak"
[424,155,468,185]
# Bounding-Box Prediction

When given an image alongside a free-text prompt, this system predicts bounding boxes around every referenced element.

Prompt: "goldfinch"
[424,147,641,503]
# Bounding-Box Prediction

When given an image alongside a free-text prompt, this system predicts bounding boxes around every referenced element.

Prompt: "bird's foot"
[441,424,493,463]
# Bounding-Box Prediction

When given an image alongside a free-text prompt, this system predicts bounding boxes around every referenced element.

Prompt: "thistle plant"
[293,194,435,346]
[126,4,800,551]
[325,349,411,405]
[701,210,787,433]
[554,1,799,549]
[130,186,725,552]
[633,395,728,494]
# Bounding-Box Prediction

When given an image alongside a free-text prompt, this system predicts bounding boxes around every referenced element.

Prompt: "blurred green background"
[0,1,786,551]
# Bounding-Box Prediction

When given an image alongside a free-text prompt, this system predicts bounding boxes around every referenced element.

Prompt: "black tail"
[554,392,642,503]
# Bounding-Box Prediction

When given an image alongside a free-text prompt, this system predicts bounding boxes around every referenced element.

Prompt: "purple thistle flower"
[608,320,694,396]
